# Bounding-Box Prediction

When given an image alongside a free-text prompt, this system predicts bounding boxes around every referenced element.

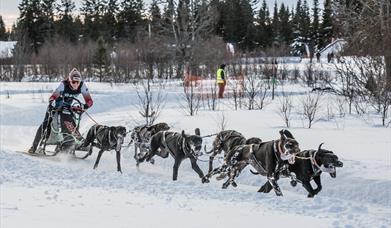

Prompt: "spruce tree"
[278,4,292,46]
[320,0,333,48]
[102,0,119,42]
[56,0,78,43]
[291,0,311,56]
[239,0,256,51]
[0,15,7,41]
[117,0,144,42]
[40,0,56,41]
[81,0,106,40]
[311,0,320,49]
[17,0,43,53]
[222,0,242,44]
[161,1,175,38]
[94,36,107,82]
[256,0,272,48]
[149,0,162,29]
[221,0,255,51]
[301,0,311,40]
[210,0,224,37]
[271,1,279,45]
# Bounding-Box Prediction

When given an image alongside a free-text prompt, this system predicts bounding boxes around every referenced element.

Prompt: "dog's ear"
[110,126,116,133]
[279,130,286,140]
[121,127,127,135]
[283,130,295,139]
[195,128,200,136]
[164,123,170,130]
[181,130,186,138]
[147,125,154,131]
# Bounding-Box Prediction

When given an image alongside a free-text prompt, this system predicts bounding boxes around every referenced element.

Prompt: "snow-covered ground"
[1,81,390,228]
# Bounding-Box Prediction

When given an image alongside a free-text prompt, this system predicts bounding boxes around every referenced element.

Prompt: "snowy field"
[1,80,390,228]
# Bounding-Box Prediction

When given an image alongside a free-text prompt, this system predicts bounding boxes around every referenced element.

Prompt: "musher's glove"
[71,106,84,113]
[48,100,55,110]
[83,104,89,110]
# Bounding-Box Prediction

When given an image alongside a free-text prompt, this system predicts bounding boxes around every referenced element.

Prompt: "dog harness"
[161,131,177,158]
[249,144,268,176]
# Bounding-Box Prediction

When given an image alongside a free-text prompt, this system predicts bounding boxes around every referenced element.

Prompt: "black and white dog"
[245,137,263,145]
[129,122,170,166]
[141,128,209,183]
[284,143,343,197]
[205,130,247,173]
[209,130,300,195]
[81,124,127,173]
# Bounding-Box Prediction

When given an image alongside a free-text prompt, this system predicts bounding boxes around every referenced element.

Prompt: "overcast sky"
[0,0,324,30]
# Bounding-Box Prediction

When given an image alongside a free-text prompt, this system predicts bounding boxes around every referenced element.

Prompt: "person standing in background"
[216,64,226,98]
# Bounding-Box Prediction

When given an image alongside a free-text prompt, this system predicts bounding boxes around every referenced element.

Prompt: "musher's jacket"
[49,80,93,108]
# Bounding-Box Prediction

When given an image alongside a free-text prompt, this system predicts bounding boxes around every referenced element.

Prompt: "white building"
[0,41,17,59]
[319,38,346,59]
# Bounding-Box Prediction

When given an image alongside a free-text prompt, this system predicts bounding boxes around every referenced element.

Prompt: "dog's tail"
[250,169,259,175]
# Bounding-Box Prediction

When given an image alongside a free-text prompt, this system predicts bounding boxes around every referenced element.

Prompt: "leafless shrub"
[280,64,288,81]
[243,71,270,110]
[277,92,293,128]
[228,76,244,110]
[302,63,315,87]
[301,92,322,128]
[334,56,391,126]
[135,79,166,125]
[292,67,300,82]
[351,57,391,126]
[255,82,271,110]
[330,58,356,114]
[317,70,332,86]
[204,82,218,111]
[215,112,228,131]
[181,80,201,116]
[325,95,336,121]
[336,96,346,118]
[243,73,260,110]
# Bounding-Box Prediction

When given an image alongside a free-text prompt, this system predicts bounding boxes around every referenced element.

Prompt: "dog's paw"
[290,180,297,187]
[231,181,238,188]
[307,193,315,198]
[275,191,283,196]
[149,158,155,165]
[258,186,266,193]
[201,176,210,183]
[222,183,229,189]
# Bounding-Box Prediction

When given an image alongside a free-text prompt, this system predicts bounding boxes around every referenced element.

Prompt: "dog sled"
[32,97,90,158]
